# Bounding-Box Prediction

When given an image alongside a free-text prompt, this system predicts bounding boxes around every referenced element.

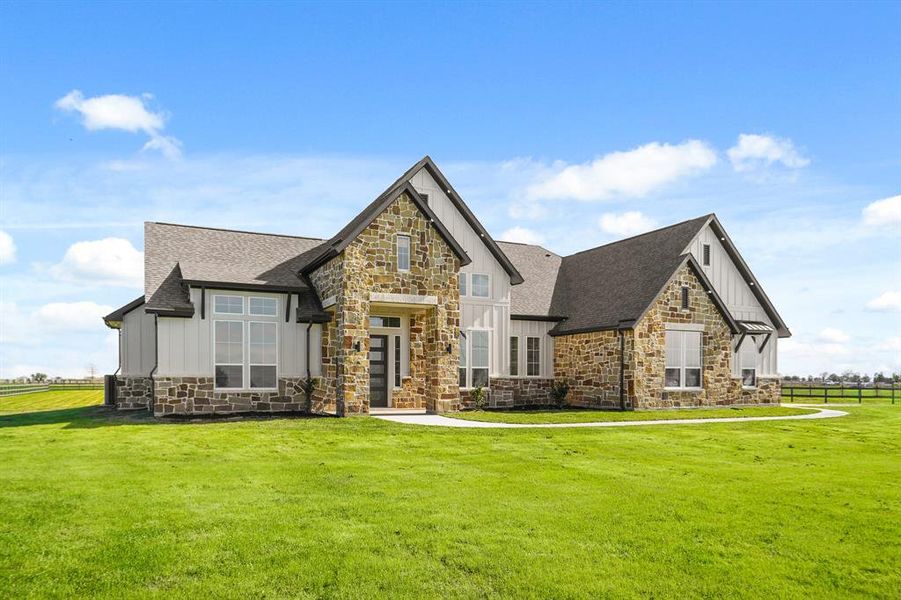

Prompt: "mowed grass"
[781,386,899,404]
[448,406,814,424]
[1,392,899,598]
[0,389,103,414]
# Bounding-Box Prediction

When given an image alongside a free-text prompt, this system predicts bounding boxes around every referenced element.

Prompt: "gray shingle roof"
[144,223,325,314]
[549,215,711,335]
[103,295,145,328]
[496,242,562,317]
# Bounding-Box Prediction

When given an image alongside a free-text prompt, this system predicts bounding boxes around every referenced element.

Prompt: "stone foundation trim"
[153,376,314,416]
[115,376,153,410]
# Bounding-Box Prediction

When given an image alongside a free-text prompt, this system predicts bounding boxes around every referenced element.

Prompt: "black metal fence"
[781,382,897,404]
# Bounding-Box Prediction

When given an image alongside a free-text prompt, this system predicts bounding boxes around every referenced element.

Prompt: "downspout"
[113,329,122,377]
[148,314,158,415]
[619,330,626,411]
[305,320,313,414]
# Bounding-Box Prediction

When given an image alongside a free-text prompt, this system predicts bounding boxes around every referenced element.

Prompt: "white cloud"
[526,140,717,201]
[50,238,143,288]
[35,301,114,332]
[55,90,182,159]
[862,194,901,226]
[0,230,16,264]
[727,134,810,172]
[599,211,658,237]
[866,291,901,312]
[818,327,850,343]
[499,226,544,245]
[878,337,901,352]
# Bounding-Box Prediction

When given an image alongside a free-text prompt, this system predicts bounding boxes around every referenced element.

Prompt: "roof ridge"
[148,221,325,242]
[563,214,712,259]
[496,240,561,256]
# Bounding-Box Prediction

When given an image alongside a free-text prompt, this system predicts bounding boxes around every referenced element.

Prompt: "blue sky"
[1,1,899,378]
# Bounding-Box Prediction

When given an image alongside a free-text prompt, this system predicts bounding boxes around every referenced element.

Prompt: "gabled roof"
[103,295,145,328]
[365,156,524,285]
[144,222,326,316]
[299,179,470,275]
[496,241,563,318]
[699,215,790,337]
[548,215,711,335]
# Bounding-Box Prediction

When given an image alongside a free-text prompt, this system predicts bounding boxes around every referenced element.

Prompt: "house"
[103,156,789,416]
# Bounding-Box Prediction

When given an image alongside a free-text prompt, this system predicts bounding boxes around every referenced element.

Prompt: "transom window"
[509,337,519,376]
[214,295,244,315]
[370,316,401,328]
[249,297,278,317]
[527,337,541,377]
[397,235,411,271]
[471,274,490,298]
[665,330,702,389]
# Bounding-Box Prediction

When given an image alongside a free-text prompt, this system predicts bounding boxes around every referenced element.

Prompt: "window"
[458,333,467,388]
[248,322,277,388]
[470,330,489,388]
[459,273,467,296]
[702,243,711,266]
[509,337,519,376]
[214,321,244,388]
[681,286,690,310]
[397,235,411,271]
[471,274,490,298]
[370,316,401,328]
[249,297,278,317]
[664,330,702,389]
[740,341,757,388]
[214,295,244,315]
[527,337,540,376]
[394,335,401,389]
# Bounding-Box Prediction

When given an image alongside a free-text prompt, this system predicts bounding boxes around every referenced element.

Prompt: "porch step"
[369,407,428,416]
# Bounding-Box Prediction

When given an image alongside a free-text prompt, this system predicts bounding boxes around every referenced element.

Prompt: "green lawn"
[781,386,899,404]
[1,392,899,598]
[448,405,814,424]
[0,389,103,414]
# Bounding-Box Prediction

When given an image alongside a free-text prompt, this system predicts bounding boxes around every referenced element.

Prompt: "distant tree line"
[781,371,900,384]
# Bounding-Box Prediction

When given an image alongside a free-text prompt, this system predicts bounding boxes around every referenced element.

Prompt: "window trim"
[214,320,245,390]
[247,320,278,390]
[739,339,758,389]
[664,329,703,391]
[526,336,541,377]
[460,328,491,389]
[471,273,490,298]
[702,243,711,267]
[396,234,411,272]
[213,294,244,316]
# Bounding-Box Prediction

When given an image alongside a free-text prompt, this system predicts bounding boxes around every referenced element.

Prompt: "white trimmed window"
[459,273,467,296]
[471,274,490,298]
[397,235,411,271]
[248,322,277,389]
[664,330,702,389]
[470,330,489,388]
[249,297,278,317]
[509,337,519,376]
[527,337,540,377]
[458,333,467,388]
[214,321,244,389]
[214,295,244,315]
[702,243,711,266]
[740,341,757,388]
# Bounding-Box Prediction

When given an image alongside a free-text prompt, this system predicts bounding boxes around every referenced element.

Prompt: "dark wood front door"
[369,334,389,408]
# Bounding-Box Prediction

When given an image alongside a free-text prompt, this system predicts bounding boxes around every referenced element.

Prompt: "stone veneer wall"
[115,376,153,410]
[631,263,779,408]
[310,192,461,415]
[388,314,427,409]
[554,330,632,408]
[482,377,555,408]
[153,376,312,416]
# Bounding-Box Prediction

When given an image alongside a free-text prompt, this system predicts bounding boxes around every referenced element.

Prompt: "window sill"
[663,387,704,392]
[214,388,278,393]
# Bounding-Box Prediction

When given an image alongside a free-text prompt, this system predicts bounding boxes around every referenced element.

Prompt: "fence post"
[858,383,862,404]
[790,385,794,403]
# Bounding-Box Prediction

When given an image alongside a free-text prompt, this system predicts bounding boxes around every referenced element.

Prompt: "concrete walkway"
[372,407,848,429]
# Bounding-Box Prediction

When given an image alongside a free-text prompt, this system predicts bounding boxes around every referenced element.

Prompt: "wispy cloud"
[499,226,544,245]
[862,194,901,226]
[818,327,850,343]
[526,140,717,201]
[598,211,658,238]
[866,291,901,312]
[727,133,810,172]
[0,230,16,264]
[55,90,182,159]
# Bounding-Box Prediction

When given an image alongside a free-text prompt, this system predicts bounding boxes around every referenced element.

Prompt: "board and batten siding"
[686,224,778,376]
[156,288,322,378]
[120,306,156,376]
[509,319,555,378]
[410,168,513,378]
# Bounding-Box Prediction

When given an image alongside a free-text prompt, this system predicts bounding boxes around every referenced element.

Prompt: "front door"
[369,334,389,407]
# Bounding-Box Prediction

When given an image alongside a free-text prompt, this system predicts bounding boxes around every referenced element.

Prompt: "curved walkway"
[373,407,848,429]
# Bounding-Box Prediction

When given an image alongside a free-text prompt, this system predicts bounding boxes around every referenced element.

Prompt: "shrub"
[551,381,570,409]
[470,385,487,410]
